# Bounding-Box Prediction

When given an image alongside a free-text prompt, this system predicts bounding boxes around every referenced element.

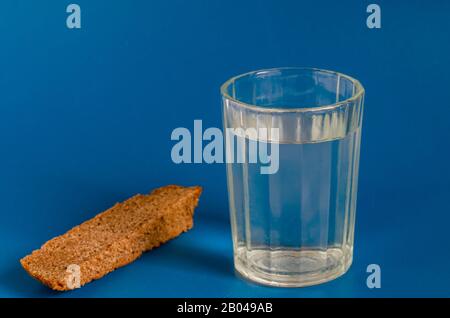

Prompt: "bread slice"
[20,185,202,291]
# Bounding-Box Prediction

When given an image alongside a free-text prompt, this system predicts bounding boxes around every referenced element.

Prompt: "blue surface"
[1,0,449,297]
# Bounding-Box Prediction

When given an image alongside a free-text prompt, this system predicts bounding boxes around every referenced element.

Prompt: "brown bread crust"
[20,185,202,291]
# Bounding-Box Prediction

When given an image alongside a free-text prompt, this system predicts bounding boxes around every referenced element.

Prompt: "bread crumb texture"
[20,185,202,291]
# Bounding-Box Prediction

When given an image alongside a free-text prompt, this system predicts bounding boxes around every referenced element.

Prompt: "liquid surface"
[227,129,361,287]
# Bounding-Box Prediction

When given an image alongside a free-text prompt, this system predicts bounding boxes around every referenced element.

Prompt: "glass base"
[234,247,353,287]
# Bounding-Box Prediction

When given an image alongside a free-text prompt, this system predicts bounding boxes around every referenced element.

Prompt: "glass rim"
[220,67,365,113]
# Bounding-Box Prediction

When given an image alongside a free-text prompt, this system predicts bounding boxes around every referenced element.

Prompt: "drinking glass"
[221,67,365,287]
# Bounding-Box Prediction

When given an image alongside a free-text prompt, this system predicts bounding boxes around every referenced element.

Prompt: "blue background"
[0,0,449,297]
